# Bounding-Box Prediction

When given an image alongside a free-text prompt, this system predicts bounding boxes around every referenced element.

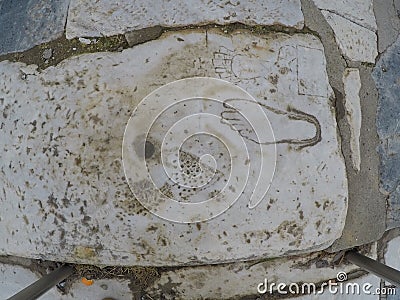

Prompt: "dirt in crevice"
[0,22,319,71]
[0,34,128,70]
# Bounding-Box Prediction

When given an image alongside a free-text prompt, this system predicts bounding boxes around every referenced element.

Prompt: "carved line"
[221,99,322,149]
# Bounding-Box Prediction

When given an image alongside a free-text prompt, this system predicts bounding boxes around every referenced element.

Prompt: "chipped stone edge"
[343,68,362,172]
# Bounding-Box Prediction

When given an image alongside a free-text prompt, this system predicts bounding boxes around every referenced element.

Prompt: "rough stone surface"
[343,68,362,172]
[321,10,377,63]
[373,0,400,53]
[122,77,277,223]
[0,248,377,300]
[0,29,347,266]
[372,35,400,229]
[65,0,304,39]
[311,0,378,63]
[313,0,376,31]
[0,0,70,55]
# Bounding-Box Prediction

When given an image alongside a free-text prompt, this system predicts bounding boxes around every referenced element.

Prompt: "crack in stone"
[322,9,376,32]
[0,22,320,70]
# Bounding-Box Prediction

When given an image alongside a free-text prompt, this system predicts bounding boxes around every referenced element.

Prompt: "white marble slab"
[65,0,304,39]
[0,29,347,266]
[312,0,376,31]
[321,10,377,63]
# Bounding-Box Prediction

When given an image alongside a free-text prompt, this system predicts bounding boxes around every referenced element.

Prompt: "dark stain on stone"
[323,200,330,210]
[47,193,58,209]
[145,140,155,159]
[332,87,345,121]
[316,220,321,228]
[147,225,158,232]
[196,223,201,230]
[82,215,91,225]
[279,67,289,74]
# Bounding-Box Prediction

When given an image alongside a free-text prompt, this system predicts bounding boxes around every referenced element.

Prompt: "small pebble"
[58,281,66,288]
[79,37,92,45]
[42,48,53,60]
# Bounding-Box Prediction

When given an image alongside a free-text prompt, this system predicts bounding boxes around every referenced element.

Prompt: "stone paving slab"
[311,0,377,63]
[0,29,347,266]
[0,0,70,55]
[372,35,400,229]
[65,0,304,39]
[301,0,386,252]
[312,0,376,31]
[320,10,377,63]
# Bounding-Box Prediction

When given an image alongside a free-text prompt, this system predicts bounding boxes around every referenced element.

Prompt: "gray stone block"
[0,0,69,55]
